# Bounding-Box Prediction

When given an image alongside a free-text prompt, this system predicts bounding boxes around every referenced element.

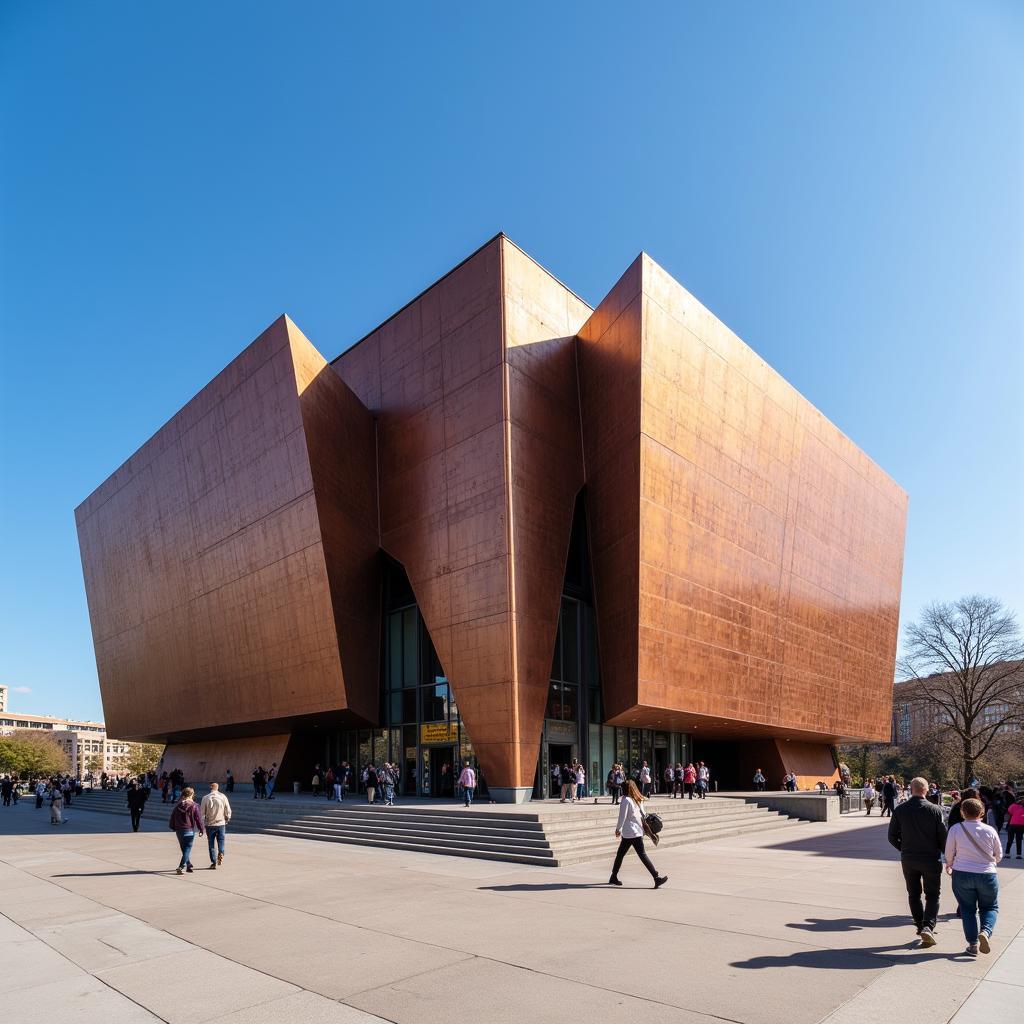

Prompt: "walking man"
[888,776,947,946]
[201,782,232,869]
[126,780,148,832]
[458,761,476,807]
[881,776,898,817]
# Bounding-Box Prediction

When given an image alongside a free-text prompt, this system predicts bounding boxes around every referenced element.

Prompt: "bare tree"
[899,596,1024,786]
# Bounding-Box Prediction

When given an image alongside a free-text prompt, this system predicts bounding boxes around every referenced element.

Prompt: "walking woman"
[1005,794,1024,860]
[168,786,205,875]
[945,797,1002,955]
[49,783,64,825]
[608,780,668,889]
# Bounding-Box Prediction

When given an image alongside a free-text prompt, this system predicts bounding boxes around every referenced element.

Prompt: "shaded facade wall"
[580,255,907,745]
[161,735,290,790]
[76,317,378,742]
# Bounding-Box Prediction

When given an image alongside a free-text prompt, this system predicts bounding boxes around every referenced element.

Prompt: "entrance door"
[654,748,669,794]
[429,747,455,798]
[548,743,572,798]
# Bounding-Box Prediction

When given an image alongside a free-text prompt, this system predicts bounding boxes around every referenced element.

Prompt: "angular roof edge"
[330,233,593,365]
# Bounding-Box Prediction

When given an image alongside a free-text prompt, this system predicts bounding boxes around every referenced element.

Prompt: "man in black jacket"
[126,781,148,832]
[881,776,898,817]
[888,776,947,946]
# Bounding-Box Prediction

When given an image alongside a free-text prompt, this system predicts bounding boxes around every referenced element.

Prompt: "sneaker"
[966,943,978,956]
[978,932,991,955]
[217,851,223,865]
[208,863,217,870]
[176,867,184,875]
[919,927,936,948]
[654,875,668,889]
[186,864,194,874]
[608,876,622,886]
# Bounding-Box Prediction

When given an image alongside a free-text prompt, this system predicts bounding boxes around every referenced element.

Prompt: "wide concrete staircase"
[79,790,803,867]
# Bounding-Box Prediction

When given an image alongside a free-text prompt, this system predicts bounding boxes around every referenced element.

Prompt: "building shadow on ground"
[759,824,902,862]
[732,943,974,971]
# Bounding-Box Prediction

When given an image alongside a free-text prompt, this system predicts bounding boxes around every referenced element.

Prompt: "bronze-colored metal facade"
[76,235,907,798]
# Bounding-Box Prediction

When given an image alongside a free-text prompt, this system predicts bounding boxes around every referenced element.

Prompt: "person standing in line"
[168,786,204,875]
[576,764,586,802]
[863,779,876,815]
[664,764,675,796]
[265,763,278,800]
[365,763,378,805]
[225,769,234,794]
[35,779,46,809]
[697,762,710,799]
[887,776,947,947]
[331,766,343,803]
[1004,794,1024,860]
[608,780,668,889]
[201,782,231,869]
[612,764,625,804]
[381,763,396,806]
[458,761,476,807]
[752,769,766,792]
[945,796,1002,956]
[683,762,696,799]
[639,761,652,798]
[126,780,148,832]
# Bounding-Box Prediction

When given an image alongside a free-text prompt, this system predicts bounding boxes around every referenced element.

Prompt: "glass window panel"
[421,682,448,723]
[387,614,402,689]
[615,727,628,766]
[389,691,402,725]
[402,688,417,724]
[547,682,562,721]
[561,684,578,722]
[588,724,600,796]
[589,689,602,724]
[561,599,579,683]
[403,609,418,686]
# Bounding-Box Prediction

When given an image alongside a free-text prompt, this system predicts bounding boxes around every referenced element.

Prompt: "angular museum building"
[75,236,908,800]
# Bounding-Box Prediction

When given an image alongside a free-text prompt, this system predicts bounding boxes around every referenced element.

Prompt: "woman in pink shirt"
[1005,795,1024,859]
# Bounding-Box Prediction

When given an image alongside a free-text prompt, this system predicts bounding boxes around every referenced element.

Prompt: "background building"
[0,710,132,778]
[75,236,907,798]
[0,684,7,713]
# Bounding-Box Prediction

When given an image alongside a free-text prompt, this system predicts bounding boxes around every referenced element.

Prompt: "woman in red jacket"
[169,786,205,875]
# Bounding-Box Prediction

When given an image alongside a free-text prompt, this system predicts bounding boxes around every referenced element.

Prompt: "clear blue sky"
[1,3,1021,722]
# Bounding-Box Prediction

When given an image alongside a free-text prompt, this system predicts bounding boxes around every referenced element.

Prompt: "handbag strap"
[956,822,994,864]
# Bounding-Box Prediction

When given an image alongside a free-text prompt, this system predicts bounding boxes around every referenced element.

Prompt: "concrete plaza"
[1,799,1020,1024]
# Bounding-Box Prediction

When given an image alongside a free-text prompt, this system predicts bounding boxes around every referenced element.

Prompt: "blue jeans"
[176,830,196,868]
[951,870,999,944]
[464,787,473,806]
[207,825,226,863]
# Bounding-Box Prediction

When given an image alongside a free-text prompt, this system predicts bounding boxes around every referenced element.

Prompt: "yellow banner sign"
[420,722,458,745]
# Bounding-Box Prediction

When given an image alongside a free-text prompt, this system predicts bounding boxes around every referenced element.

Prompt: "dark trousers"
[881,800,894,817]
[130,808,142,831]
[1006,826,1023,857]
[901,859,941,930]
[684,783,695,799]
[611,836,658,880]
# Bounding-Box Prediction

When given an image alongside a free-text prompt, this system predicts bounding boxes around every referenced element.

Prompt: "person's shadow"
[479,883,608,892]
[732,943,972,971]
[787,915,910,933]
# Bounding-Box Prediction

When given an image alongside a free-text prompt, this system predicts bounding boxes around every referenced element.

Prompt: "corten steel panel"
[162,735,290,789]
[577,258,645,726]
[76,316,378,742]
[333,236,591,789]
[581,255,907,745]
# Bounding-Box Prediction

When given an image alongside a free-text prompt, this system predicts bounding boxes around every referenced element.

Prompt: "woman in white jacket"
[608,780,667,888]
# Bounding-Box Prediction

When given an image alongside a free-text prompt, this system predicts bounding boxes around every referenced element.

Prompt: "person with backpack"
[696,762,710,798]
[168,786,204,875]
[945,797,1002,955]
[380,763,397,806]
[608,780,667,889]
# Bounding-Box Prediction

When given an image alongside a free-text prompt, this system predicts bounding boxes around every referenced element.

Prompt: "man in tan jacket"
[201,782,232,869]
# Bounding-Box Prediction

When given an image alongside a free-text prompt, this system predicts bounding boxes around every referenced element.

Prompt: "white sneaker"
[978,931,991,954]
[919,927,936,948]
